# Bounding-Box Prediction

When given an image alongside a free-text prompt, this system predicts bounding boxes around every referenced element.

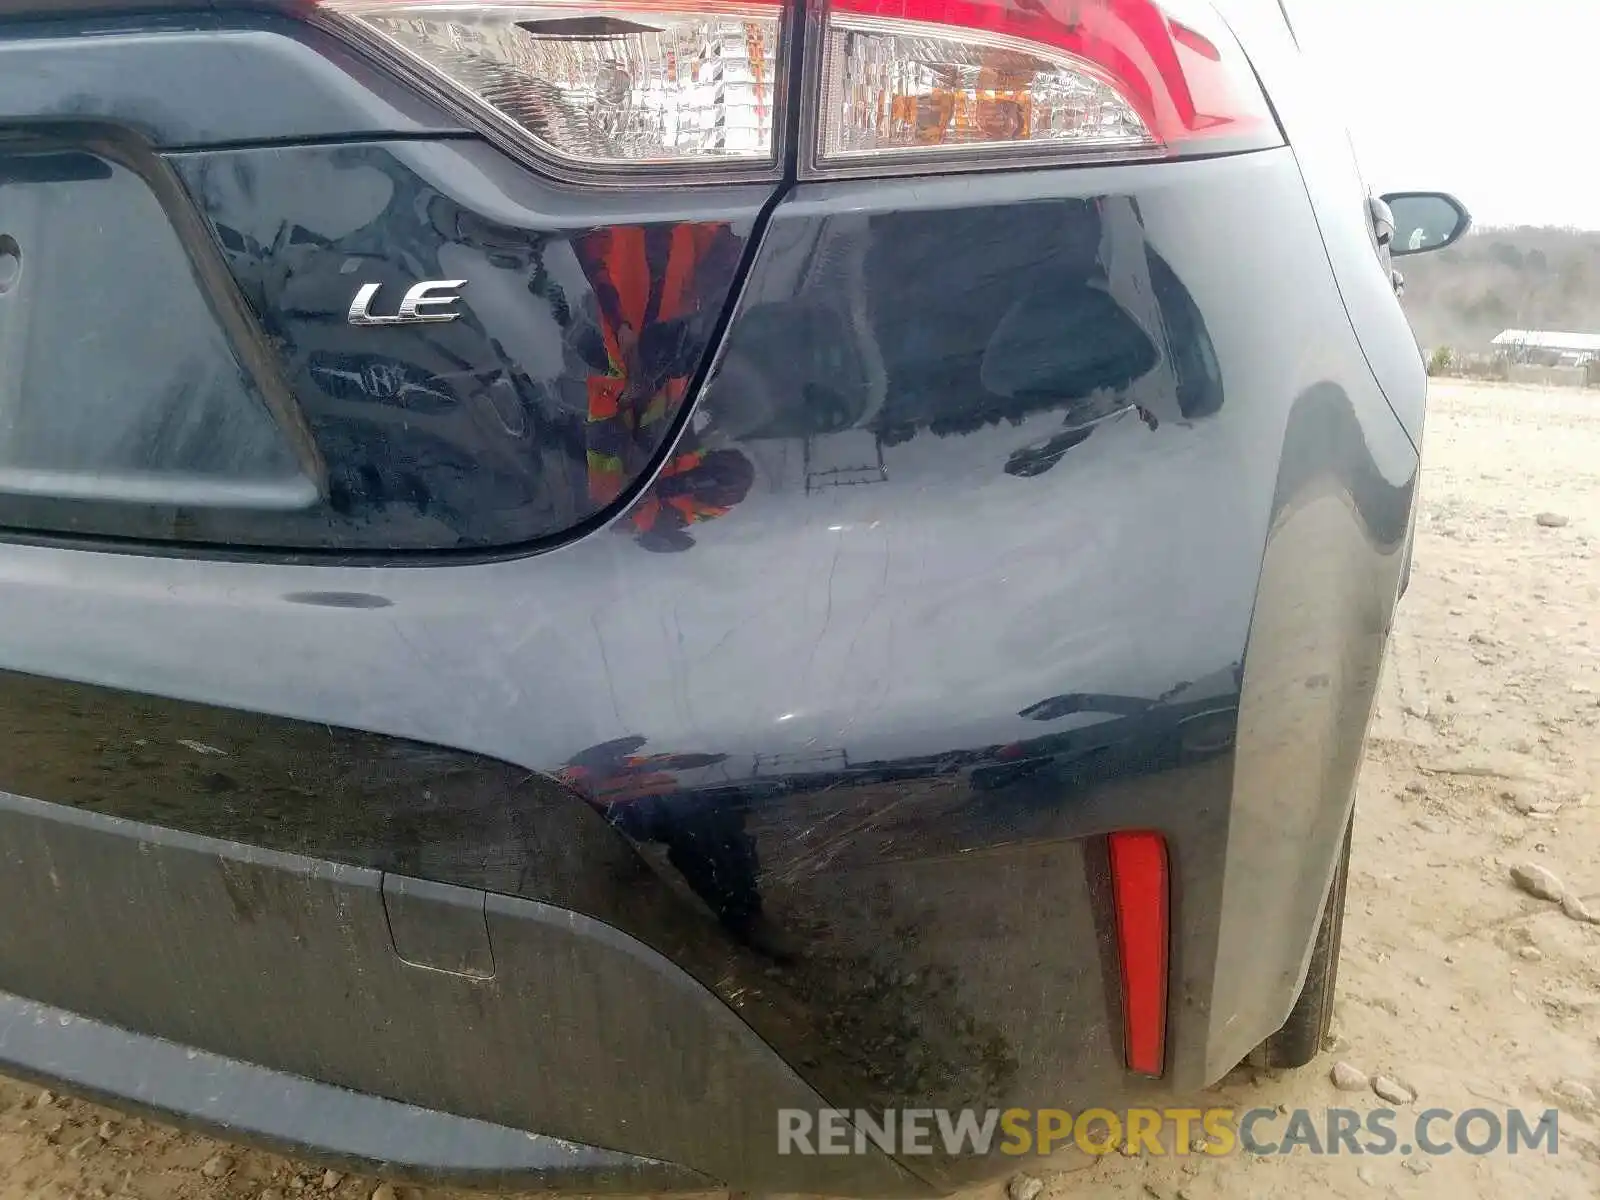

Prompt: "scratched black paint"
[0,131,765,550]
[0,133,1421,1194]
[0,0,1462,1188]
[166,140,765,550]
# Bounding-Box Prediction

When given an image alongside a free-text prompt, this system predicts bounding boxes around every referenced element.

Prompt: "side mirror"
[1381,192,1472,257]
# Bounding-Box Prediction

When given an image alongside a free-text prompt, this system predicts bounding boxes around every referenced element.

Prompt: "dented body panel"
[0,7,1423,1194]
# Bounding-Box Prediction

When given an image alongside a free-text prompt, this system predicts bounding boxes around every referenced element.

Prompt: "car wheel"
[1252,812,1353,1069]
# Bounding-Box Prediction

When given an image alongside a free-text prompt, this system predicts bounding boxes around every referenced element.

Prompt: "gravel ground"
[2,380,1597,1200]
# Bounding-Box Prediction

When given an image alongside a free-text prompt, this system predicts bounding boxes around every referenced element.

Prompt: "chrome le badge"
[347,279,466,326]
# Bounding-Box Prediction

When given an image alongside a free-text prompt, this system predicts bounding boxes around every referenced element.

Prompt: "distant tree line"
[1398,225,1600,353]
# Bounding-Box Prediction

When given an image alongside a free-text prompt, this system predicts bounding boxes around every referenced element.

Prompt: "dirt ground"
[2,379,1598,1200]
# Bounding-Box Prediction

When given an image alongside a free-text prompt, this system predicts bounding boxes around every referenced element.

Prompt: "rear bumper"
[0,790,920,1194]
[0,145,1420,1191]
[0,991,701,1192]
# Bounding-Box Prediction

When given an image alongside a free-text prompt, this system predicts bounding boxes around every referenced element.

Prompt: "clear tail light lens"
[324,0,783,172]
[821,16,1155,161]
[812,0,1280,172]
[317,0,1276,180]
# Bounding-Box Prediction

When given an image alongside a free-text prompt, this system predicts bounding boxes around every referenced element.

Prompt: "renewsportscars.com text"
[777,1107,1561,1158]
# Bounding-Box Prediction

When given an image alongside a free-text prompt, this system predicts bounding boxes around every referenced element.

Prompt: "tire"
[1252,812,1353,1069]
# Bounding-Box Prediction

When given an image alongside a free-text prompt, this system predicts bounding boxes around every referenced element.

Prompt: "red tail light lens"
[1107,829,1169,1077]
[810,0,1280,174]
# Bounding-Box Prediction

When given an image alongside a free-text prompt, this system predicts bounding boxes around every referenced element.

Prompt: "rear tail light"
[810,0,1280,173]
[323,0,784,174]
[817,14,1153,163]
[318,0,1277,180]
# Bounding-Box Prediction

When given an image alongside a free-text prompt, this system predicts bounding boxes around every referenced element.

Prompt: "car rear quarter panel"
[692,149,1418,1103]
[1217,0,1432,442]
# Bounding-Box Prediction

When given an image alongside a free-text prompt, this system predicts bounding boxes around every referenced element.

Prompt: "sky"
[1283,0,1600,230]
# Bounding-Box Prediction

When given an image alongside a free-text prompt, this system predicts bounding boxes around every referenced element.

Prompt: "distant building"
[1492,329,1600,367]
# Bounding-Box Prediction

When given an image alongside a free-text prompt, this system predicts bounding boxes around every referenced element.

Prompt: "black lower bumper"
[0,988,705,1191]
[0,791,922,1195]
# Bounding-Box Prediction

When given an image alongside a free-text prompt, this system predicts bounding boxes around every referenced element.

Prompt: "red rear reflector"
[1107,830,1169,1076]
